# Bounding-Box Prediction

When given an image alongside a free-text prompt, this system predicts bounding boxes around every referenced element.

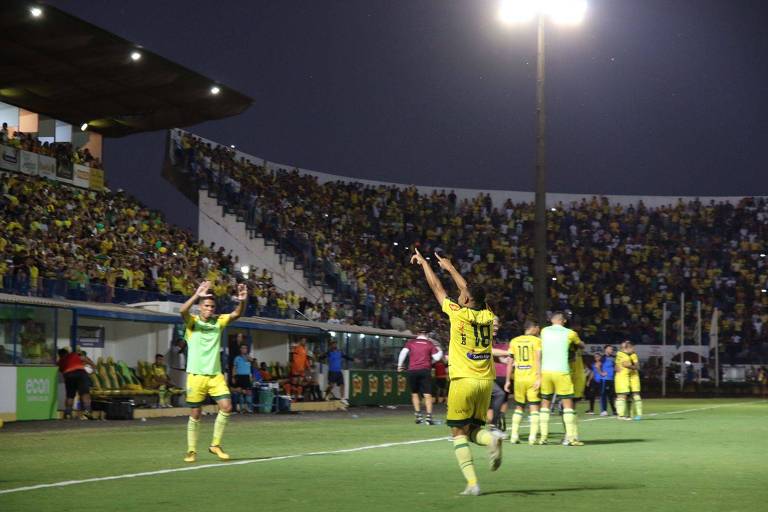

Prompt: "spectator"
[231,343,255,413]
[585,352,602,414]
[166,338,187,391]
[57,348,92,419]
[148,353,174,408]
[321,340,351,401]
[600,345,617,416]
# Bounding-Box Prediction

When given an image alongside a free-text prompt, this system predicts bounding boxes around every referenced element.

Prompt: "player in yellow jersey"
[504,321,542,445]
[615,341,643,420]
[539,312,585,446]
[411,249,504,497]
[570,343,586,405]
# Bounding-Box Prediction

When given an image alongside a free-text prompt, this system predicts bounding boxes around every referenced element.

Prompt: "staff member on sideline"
[57,348,92,420]
[398,328,443,425]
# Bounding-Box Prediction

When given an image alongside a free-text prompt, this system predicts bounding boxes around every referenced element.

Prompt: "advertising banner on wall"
[19,150,38,175]
[348,370,410,406]
[16,366,58,420]
[73,163,90,188]
[89,167,105,190]
[38,154,56,179]
[0,145,19,172]
[77,325,105,348]
[55,159,73,183]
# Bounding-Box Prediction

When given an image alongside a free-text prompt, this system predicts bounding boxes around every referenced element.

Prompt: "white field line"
[0,400,763,497]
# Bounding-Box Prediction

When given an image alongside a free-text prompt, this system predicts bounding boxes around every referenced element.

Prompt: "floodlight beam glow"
[498,0,587,25]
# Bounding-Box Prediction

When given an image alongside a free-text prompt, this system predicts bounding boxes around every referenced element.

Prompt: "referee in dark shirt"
[398,330,443,425]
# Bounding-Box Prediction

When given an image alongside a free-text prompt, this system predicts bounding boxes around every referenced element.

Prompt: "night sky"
[46,0,768,230]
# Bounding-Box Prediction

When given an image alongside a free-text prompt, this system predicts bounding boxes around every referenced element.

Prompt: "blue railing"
[1,276,298,320]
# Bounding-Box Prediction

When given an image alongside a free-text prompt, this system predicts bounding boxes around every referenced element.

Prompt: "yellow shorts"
[513,374,541,405]
[572,372,586,399]
[540,371,574,399]
[446,377,493,428]
[186,373,231,407]
[615,373,641,394]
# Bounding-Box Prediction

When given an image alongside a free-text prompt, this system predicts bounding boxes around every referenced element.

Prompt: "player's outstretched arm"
[229,283,248,321]
[410,248,447,305]
[434,252,468,295]
[180,281,212,321]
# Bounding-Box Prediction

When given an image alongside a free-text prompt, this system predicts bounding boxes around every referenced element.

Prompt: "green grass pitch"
[0,399,766,512]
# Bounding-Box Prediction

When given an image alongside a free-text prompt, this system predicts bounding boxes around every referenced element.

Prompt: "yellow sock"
[187,417,200,453]
[563,408,578,440]
[511,410,524,439]
[472,428,493,446]
[211,410,230,446]
[539,408,550,439]
[453,435,477,486]
[528,411,540,442]
[616,398,627,417]
[632,395,643,417]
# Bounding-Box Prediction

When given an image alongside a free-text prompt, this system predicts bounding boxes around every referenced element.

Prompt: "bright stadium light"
[30,6,43,18]
[547,0,588,25]
[210,85,221,95]
[130,51,142,61]
[80,123,88,132]
[230,144,236,149]
[498,0,536,24]
[498,0,587,26]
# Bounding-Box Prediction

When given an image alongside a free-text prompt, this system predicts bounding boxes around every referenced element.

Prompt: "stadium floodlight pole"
[680,292,685,393]
[497,0,588,323]
[662,302,667,397]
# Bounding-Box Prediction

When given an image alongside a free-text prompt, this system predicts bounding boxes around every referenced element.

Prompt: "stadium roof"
[0,1,253,137]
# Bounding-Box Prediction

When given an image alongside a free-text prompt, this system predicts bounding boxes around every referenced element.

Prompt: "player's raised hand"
[410,247,426,265]
[195,280,212,298]
[236,283,248,301]
[435,251,453,270]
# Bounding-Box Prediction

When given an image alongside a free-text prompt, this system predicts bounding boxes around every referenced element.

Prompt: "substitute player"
[180,280,247,463]
[539,312,585,446]
[615,341,643,420]
[398,329,443,425]
[571,343,586,405]
[504,320,542,445]
[412,249,504,496]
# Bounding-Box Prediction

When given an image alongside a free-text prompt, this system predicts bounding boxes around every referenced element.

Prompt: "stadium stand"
[169,131,768,364]
[0,171,324,320]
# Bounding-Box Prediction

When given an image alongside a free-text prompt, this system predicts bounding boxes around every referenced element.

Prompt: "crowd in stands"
[1,122,103,169]
[0,172,323,320]
[173,131,768,363]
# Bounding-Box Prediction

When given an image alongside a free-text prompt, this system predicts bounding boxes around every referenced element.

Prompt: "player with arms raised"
[411,249,504,496]
[180,280,247,463]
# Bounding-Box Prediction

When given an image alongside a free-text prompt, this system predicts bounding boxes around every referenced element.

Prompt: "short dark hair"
[156,353,164,359]
[523,320,539,330]
[199,296,216,305]
[468,284,487,307]
[239,343,248,349]
[551,311,566,321]
[58,348,68,357]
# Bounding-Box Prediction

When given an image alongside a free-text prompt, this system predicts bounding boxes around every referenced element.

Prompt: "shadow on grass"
[644,417,686,421]
[485,484,641,496]
[583,438,646,445]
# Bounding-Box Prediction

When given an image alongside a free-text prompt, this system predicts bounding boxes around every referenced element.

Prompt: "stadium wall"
[198,191,327,302]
